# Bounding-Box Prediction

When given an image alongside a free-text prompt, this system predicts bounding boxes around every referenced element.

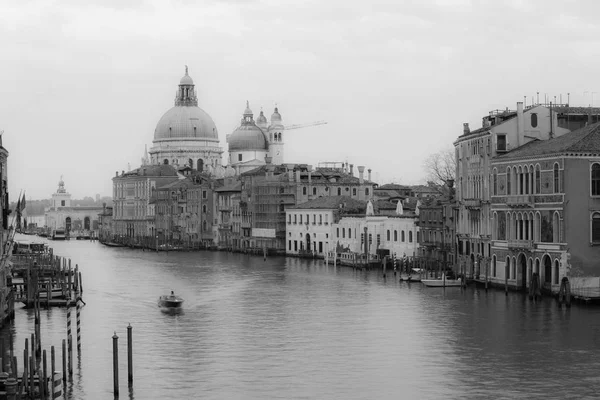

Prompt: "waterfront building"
[240,160,376,254]
[215,177,242,250]
[285,196,365,256]
[489,121,600,294]
[454,102,574,277]
[111,164,179,244]
[152,171,216,248]
[331,200,419,259]
[417,182,457,274]
[148,67,223,171]
[227,102,285,173]
[97,205,113,243]
[45,178,103,237]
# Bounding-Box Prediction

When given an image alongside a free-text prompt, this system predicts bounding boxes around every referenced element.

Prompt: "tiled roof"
[215,181,242,192]
[552,106,600,115]
[291,196,366,211]
[495,121,600,160]
[374,200,397,209]
[377,183,410,190]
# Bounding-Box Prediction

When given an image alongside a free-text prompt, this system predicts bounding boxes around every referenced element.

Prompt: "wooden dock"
[10,253,83,308]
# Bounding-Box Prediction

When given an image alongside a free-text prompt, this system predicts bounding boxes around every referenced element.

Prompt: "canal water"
[5,234,600,399]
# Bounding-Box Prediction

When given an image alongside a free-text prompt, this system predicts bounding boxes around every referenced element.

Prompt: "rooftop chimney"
[358,166,365,184]
[295,169,300,183]
[368,169,372,182]
[349,164,354,176]
[463,123,470,135]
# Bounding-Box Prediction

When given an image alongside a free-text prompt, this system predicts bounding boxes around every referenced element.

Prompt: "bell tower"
[267,107,285,165]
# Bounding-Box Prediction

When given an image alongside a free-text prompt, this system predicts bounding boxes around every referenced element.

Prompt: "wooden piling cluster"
[0,299,66,399]
[11,255,84,308]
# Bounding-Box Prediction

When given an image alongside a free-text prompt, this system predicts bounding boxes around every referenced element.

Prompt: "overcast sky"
[1,0,599,200]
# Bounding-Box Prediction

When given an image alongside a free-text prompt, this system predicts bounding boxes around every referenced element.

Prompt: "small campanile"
[268,106,285,165]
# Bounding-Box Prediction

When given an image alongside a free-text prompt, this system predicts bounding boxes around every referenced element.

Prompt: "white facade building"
[332,215,419,259]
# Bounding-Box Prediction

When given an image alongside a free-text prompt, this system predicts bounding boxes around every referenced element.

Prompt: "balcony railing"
[506,195,533,208]
[507,239,534,250]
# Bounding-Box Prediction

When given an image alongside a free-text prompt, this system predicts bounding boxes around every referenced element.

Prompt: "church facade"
[45,178,103,237]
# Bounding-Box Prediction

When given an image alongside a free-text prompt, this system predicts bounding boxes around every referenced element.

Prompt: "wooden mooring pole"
[113,332,119,397]
[127,324,133,386]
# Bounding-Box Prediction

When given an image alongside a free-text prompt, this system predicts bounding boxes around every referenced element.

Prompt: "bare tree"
[423,147,456,187]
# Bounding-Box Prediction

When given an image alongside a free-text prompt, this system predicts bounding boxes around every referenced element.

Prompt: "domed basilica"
[148,67,223,172]
[227,101,285,174]
[143,67,286,176]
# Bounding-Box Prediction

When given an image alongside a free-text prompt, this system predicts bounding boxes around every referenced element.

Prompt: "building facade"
[490,122,600,294]
[111,164,179,244]
[45,178,104,237]
[215,178,242,250]
[454,102,571,277]
[152,172,215,249]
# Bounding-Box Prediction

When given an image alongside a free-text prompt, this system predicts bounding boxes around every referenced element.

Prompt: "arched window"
[163,159,169,165]
[313,187,317,195]
[197,159,204,172]
[531,113,538,127]
[203,220,207,231]
[493,169,498,196]
[394,230,398,241]
[492,255,497,277]
[365,188,370,196]
[342,228,345,238]
[535,165,541,193]
[303,187,307,195]
[554,163,560,193]
[401,231,405,242]
[506,167,511,195]
[202,205,207,213]
[409,231,413,243]
[592,163,600,196]
[387,230,391,241]
[353,188,357,196]
[337,188,341,195]
[592,212,600,242]
[553,259,560,285]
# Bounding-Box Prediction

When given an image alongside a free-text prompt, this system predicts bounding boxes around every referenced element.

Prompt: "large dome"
[154,106,219,141]
[228,125,268,151]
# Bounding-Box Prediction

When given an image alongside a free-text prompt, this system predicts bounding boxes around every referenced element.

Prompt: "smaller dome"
[271,107,282,122]
[244,100,253,116]
[180,66,194,85]
[228,125,268,152]
[257,110,267,125]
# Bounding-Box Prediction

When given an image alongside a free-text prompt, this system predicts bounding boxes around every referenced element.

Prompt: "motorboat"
[158,292,184,308]
[421,276,463,287]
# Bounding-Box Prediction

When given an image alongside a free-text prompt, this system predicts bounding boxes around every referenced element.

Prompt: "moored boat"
[158,291,184,308]
[399,268,424,282]
[421,276,463,287]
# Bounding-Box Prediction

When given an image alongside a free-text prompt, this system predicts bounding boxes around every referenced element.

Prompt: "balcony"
[506,195,533,208]
[463,198,481,209]
[507,239,534,250]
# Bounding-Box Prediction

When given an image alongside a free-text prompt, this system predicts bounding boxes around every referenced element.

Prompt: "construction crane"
[284,121,327,131]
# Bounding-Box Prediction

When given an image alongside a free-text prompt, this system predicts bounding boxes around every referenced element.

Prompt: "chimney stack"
[295,169,300,183]
[517,101,524,146]
[349,164,354,176]
[463,123,470,135]
[286,165,293,182]
[368,169,372,181]
[358,166,365,184]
